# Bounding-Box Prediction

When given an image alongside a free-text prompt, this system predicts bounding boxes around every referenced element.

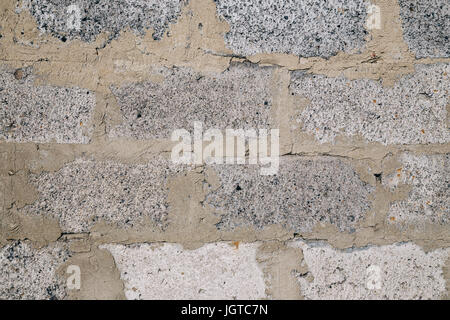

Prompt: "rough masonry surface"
[205,157,374,233]
[102,242,267,299]
[0,67,95,143]
[293,241,450,299]
[0,241,69,300]
[398,0,450,58]
[215,0,369,58]
[291,63,450,145]
[20,0,186,42]
[383,153,449,227]
[110,64,273,140]
[0,0,449,301]
[21,157,188,233]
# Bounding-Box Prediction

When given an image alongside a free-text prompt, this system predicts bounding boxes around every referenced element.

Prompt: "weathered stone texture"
[0,0,448,302]
[0,241,69,300]
[110,64,273,140]
[383,153,449,227]
[398,0,450,58]
[215,0,368,58]
[291,64,449,145]
[102,242,267,299]
[0,67,95,143]
[20,0,186,42]
[205,157,374,233]
[21,157,187,233]
[293,241,449,300]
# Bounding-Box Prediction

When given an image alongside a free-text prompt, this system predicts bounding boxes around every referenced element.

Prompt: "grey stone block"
[215,0,368,58]
[0,241,69,300]
[110,64,273,140]
[293,241,449,299]
[0,67,95,143]
[102,242,267,299]
[398,0,450,58]
[20,0,186,42]
[291,63,450,145]
[383,153,449,227]
[21,157,186,233]
[205,157,374,233]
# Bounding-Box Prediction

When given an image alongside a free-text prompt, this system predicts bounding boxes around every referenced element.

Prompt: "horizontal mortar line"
[415,57,450,64]
[0,146,448,161]
[3,139,449,149]
[0,58,83,63]
[26,236,442,252]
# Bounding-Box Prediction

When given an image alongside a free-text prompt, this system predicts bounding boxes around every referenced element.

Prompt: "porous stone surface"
[102,242,267,299]
[291,63,450,145]
[0,241,69,300]
[215,0,369,58]
[205,157,374,232]
[293,241,450,299]
[21,157,187,233]
[109,64,273,140]
[1,0,449,301]
[398,0,450,58]
[383,153,449,227]
[0,67,95,143]
[20,0,186,42]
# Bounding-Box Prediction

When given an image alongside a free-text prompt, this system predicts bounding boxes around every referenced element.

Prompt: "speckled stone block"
[21,157,187,233]
[291,63,450,145]
[0,241,69,300]
[383,153,449,227]
[110,64,273,140]
[20,0,186,42]
[205,157,374,233]
[0,67,95,143]
[102,242,267,299]
[215,0,369,58]
[292,241,449,299]
[398,0,450,58]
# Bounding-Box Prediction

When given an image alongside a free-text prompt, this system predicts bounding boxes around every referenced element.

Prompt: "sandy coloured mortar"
[0,0,449,300]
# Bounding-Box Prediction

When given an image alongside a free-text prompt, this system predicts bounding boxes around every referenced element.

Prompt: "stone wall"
[0,0,448,300]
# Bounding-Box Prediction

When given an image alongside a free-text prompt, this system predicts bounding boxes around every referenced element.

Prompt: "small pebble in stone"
[14,69,24,80]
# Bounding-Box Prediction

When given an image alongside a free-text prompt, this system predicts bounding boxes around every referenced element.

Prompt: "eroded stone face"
[21,157,187,233]
[102,242,267,299]
[383,153,449,227]
[20,0,186,42]
[205,157,374,233]
[215,0,368,58]
[291,63,450,145]
[293,241,449,300]
[398,0,450,58]
[0,241,69,300]
[109,64,273,140]
[0,67,95,143]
